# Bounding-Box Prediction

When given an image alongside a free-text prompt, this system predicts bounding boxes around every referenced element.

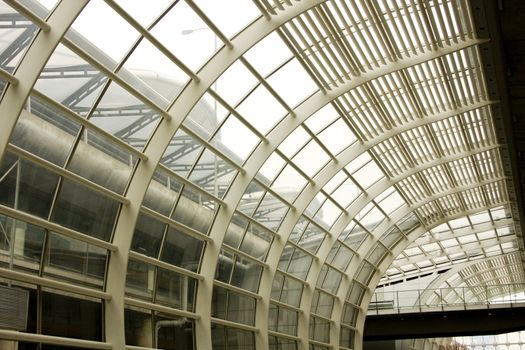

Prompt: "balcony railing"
[367,284,525,315]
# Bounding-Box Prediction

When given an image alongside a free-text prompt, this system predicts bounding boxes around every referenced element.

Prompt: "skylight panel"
[331,178,361,208]
[122,39,189,107]
[113,0,171,27]
[259,153,286,185]
[211,115,260,162]
[305,104,340,132]
[491,207,509,221]
[267,58,318,107]
[90,81,158,141]
[214,60,258,106]
[236,84,287,135]
[307,192,327,218]
[293,140,330,177]
[422,242,440,253]
[318,118,357,154]
[352,157,384,189]
[245,32,293,77]
[279,127,309,157]
[449,217,470,229]
[358,204,386,232]
[324,171,347,194]
[150,2,224,72]
[193,0,259,38]
[71,0,140,65]
[377,189,406,215]
[316,199,343,229]
[457,234,477,245]
[254,193,289,231]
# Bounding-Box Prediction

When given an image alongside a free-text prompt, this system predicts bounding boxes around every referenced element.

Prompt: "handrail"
[367,284,525,315]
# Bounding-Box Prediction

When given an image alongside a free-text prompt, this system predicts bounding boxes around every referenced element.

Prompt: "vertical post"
[463,287,466,310]
[440,288,443,311]
[396,289,400,314]
[8,160,21,287]
[418,288,421,312]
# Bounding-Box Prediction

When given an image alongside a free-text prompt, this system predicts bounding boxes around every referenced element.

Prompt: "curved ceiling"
[0,0,523,350]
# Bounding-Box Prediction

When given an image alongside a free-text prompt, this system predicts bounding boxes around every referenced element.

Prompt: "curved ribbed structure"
[0,1,523,350]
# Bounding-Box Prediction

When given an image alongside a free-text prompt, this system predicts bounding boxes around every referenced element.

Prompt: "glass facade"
[0,1,523,350]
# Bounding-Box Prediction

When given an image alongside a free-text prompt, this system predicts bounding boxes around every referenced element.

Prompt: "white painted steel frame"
[0,1,519,350]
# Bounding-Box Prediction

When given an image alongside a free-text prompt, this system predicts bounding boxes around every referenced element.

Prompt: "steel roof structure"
[0,0,523,350]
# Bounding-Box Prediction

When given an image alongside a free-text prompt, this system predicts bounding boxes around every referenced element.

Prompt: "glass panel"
[188,148,238,199]
[131,213,165,258]
[67,128,138,194]
[160,227,204,272]
[162,129,205,176]
[326,242,354,271]
[194,0,259,38]
[267,58,317,107]
[155,313,195,350]
[155,267,197,312]
[272,272,303,308]
[236,85,287,135]
[42,290,102,341]
[309,316,330,343]
[226,290,256,325]
[0,214,45,274]
[211,114,260,163]
[143,169,182,216]
[14,98,80,167]
[51,179,120,241]
[121,38,188,107]
[269,336,297,350]
[35,44,106,114]
[171,186,218,234]
[152,0,221,71]
[114,0,171,27]
[311,290,334,318]
[70,0,139,65]
[0,3,38,70]
[239,222,273,261]
[231,256,262,292]
[124,307,152,348]
[126,258,154,301]
[44,232,107,288]
[0,153,59,219]
[90,81,160,148]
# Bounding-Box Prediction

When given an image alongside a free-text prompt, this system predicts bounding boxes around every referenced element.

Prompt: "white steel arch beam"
[102,2,338,349]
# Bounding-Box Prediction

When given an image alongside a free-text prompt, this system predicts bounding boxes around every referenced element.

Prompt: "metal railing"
[367,284,525,315]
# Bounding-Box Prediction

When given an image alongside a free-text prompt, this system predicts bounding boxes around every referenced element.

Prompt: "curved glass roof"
[0,0,523,349]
